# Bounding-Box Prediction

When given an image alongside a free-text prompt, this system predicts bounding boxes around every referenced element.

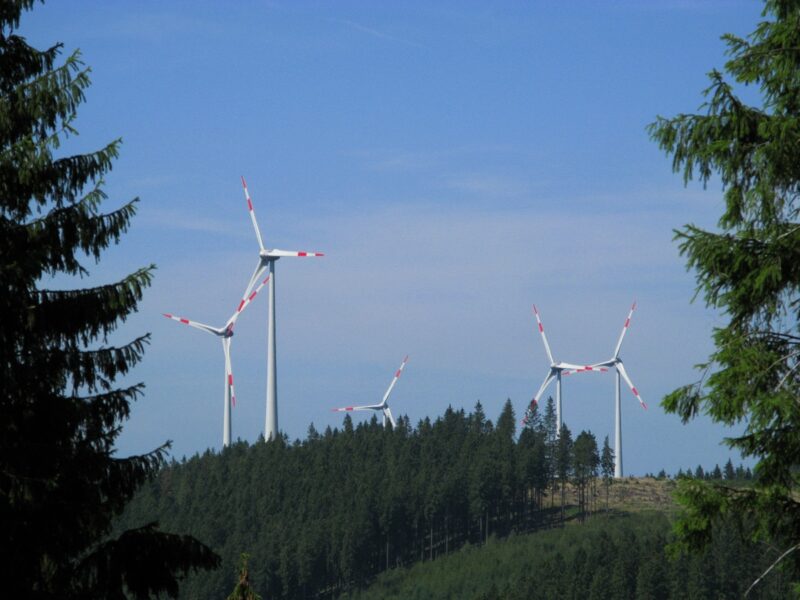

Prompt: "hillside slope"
[116,407,755,599]
[341,512,788,600]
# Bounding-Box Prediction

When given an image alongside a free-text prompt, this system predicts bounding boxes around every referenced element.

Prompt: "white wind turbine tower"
[163,274,271,447]
[523,305,593,431]
[566,302,647,478]
[239,177,324,441]
[332,356,409,428]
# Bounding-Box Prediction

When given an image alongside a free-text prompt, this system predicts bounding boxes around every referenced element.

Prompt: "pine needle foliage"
[0,1,219,597]
[648,0,800,588]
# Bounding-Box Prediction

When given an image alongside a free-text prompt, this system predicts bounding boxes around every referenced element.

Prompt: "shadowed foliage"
[649,0,800,592]
[0,1,219,596]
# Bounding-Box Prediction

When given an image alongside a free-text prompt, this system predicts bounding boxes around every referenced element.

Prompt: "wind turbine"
[332,356,409,428]
[163,274,271,447]
[522,305,592,431]
[565,301,646,477]
[239,177,324,441]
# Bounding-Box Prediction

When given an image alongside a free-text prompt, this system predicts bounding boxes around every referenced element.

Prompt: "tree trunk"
[445,515,449,554]
[485,509,489,543]
[429,521,433,561]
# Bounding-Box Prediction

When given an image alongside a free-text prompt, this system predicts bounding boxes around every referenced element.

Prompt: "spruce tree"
[521,394,542,430]
[542,396,557,445]
[649,0,800,584]
[542,396,558,507]
[600,435,614,510]
[0,2,219,596]
[724,459,736,480]
[573,431,599,519]
[555,424,573,520]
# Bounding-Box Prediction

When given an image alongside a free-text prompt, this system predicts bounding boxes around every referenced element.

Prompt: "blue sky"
[23,1,763,474]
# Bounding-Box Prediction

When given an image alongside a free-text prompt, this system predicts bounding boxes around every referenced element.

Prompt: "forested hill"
[116,400,750,599]
[343,512,790,599]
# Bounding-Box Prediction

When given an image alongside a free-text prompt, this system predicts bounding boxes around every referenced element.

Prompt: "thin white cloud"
[441,173,532,198]
[615,0,751,12]
[138,207,245,236]
[331,17,425,49]
[96,11,225,42]
[362,144,519,172]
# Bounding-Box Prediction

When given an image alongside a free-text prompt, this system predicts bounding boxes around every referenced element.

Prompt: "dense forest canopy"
[344,513,789,600]
[119,400,759,599]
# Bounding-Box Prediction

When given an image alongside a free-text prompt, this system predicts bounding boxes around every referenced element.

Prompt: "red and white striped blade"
[617,361,646,410]
[241,176,265,252]
[236,261,267,316]
[532,305,555,364]
[381,355,409,406]
[562,365,610,376]
[163,313,220,336]
[614,301,637,358]
[265,249,325,258]
[332,404,380,413]
[521,399,537,425]
[223,338,236,408]
[229,273,270,327]
[522,370,556,424]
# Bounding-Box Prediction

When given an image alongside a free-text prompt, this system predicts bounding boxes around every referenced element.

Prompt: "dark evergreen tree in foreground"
[0,1,218,596]
[649,0,800,590]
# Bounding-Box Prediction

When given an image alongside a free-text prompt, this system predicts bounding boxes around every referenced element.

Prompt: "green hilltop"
[117,400,773,599]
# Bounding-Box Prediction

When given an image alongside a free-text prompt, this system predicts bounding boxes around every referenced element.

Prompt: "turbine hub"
[259,250,279,261]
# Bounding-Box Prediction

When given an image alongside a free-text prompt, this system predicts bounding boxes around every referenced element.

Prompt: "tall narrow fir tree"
[0,1,219,596]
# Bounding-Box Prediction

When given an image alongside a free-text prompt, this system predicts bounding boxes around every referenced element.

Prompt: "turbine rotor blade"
[228,273,270,328]
[163,313,220,336]
[614,301,637,358]
[381,355,409,406]
[558,362,588,371]
[265,249,324,258]
[241,176,266,252]
[332,404,381,413]
[532,304,555,364]
[384,406,396,428]
[563,366,610,376]
[616,361,646,410]
[238,260,267,310]
[522,370,556,424]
